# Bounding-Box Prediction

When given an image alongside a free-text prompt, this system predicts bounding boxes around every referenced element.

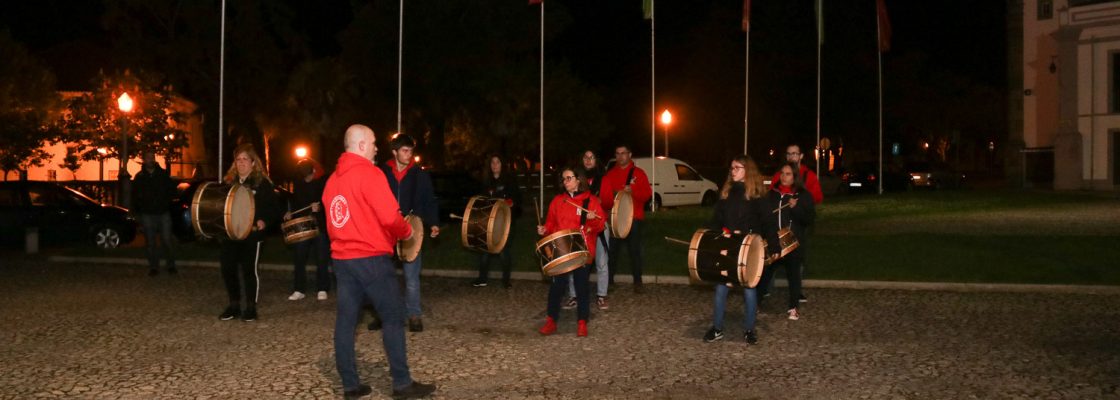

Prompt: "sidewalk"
[47,255,1120,295]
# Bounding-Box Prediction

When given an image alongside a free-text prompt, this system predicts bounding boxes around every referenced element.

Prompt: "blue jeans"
[138,213,175,270]
[333,256,413,392]
[569,234,609,298]
[712,284,757,332]
[403,257,422,317]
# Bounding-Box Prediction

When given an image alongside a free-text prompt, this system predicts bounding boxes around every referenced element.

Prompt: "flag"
[643,0,652,20]
[814,0,824,45]
[877,0,891,52]
[741,0,751,32]
[529,0,541,4]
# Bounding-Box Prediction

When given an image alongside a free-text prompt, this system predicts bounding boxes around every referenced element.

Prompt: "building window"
[1038,0,1053,20]
[1113,53,1120,114]
[47,170,57,181]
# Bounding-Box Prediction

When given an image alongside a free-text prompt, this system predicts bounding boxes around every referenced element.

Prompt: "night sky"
[2,0,1007,170]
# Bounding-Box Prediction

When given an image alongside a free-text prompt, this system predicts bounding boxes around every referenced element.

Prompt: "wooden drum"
[610,191,634,239]
[536,229,590,277]
[687,229,768,288]
[396,214,424,262]
[460,196,512,254]
[190,182,255,240]
[281,215,319,244]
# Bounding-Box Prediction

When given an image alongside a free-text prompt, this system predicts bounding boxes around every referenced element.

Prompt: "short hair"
[390,133,416,151]
[614,144,632,153]
[296,159,316,178]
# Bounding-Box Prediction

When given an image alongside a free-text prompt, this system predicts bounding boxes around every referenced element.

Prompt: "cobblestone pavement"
[1,259,1118,399]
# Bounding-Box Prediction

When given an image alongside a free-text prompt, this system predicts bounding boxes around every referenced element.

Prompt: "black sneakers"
[241,308,257,322]
[343,384,372,400]
[745,330,759,345]
[799,294,808,303]
[408,317,424,333]
[392,381,436,399]
[219,306,240,321]
[703,327,724,343]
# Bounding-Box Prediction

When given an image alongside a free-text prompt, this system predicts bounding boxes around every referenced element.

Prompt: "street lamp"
[294,145,309,159]
[117,92,134,209]
[660,109,672,157]
[97,148,108,182]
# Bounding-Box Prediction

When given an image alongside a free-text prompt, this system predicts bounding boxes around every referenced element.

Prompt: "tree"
[62,70,189,167]
[59,145,83,180]
[0,31,63,180]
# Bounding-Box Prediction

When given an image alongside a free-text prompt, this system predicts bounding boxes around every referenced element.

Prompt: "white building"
[1019,0,1120,190]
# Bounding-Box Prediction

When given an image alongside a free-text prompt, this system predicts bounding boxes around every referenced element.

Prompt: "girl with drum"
[703,156,779,344]
[536,167,606,337]
[472,155,522,289]
[759,161,816,321]
[218,144,281,322]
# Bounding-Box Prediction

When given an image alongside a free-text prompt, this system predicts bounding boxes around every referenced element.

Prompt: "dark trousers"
[334,256,412,391]
[548,265,590,321]
[292,233,331,293]
[139,213,175,271]
[759,254,803,310]
[476,234,513,285]
[608,219,645,284]
[221,240,262,308]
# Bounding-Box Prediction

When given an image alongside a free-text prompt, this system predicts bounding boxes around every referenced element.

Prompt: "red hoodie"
[322,152,412,260]
[543,191,606,259]
[600,162,652,221]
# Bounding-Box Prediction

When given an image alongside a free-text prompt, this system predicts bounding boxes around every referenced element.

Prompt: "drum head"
[485,200,512,254]
[610,191,634,239]
[686,229,709,284]
[397,215,424,262]
[738,234,767,288]
[226,185,255,240]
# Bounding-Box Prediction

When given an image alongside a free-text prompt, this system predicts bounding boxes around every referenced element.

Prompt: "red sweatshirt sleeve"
[804,170,824,204]
[629,167,652,205]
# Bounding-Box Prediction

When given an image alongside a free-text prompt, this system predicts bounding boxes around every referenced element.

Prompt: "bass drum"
[536,229,590,277]
[396,214,424,262]
[460,196,512,254]
[610,190,634,239]
[687,229,767,288]
[191,182,255,240]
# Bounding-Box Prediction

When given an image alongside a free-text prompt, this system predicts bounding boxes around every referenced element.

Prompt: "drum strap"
[625,165,636,187]
[578,198,591,226]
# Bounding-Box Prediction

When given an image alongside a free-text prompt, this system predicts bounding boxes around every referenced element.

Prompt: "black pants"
[548,265,590,321]
[221,240,262,309]
[759,254,803,310]
[292,233,331,293]
[476,234,514,285]
[608,219,645,284]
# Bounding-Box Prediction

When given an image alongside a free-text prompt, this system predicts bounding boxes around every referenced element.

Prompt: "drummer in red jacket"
[537,166,606,337]
[599,144,652,293]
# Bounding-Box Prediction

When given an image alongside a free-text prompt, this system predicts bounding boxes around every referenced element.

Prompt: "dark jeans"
[220,240,262,308]
[138,213,175,271]
[333,256,413,392]
[548,265,590,321]
[476,234,513,285]
[292,233,331,293]
[759,254,803,310]
[608,219,645,284]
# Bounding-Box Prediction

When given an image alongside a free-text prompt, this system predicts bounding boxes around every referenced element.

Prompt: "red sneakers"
[577,319,588,337]
[539,316,557,336]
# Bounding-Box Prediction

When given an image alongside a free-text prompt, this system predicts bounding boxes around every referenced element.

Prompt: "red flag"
[529,0,542,4]
[877,0,891,52]
[741,0,751,32]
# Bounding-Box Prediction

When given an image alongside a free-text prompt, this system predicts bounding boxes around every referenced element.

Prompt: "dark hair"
[389,133,416,151]
[482,154,504,185]
[778,161,805,191]
[614,144,632,153]
[557,166,588,192]
[296,159,316,178]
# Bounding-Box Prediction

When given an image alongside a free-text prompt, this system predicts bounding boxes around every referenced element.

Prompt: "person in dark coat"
[758,161,816,321]
[217,144,281,322]
[285,158,332,301]
[132,150,177,276]
[471,154,523,289]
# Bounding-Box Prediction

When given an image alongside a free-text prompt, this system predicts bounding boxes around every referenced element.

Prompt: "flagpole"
[218,0,226,179]
[815,0,822,178]
[649,0,657,213]
[744,29,750,155]
[877,3,884,195]
[397,0,403,135]
[539,0,545,211]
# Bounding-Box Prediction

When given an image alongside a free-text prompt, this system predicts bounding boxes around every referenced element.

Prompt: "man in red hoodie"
[322,124,435,400]
[599,144,653,293]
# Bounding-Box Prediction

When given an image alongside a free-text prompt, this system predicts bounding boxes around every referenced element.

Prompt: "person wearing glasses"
[760,162,816,321]
[702,156,779,344]
[599,144,652,293]
[537,167,606,337]
[565,150,611,310]
[767,144,822,304]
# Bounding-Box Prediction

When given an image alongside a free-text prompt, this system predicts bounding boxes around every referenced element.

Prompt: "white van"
[612,157,719,209]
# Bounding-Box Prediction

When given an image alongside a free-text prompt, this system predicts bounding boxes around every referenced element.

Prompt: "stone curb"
[45,255,1120,295]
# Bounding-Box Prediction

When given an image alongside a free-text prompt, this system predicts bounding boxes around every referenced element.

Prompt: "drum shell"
[687,229,767,288]
[610,191,634,239]
[460,196,512,254]
[535,229,590,277]
[281,215,319,244]
[777,227,800,259]
[191,182,255,241]
[397,215,424,262]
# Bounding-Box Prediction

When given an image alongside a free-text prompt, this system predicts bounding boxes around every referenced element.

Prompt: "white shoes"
[787,308,800,321]
[288,291,306,301]
[317,291,328,301]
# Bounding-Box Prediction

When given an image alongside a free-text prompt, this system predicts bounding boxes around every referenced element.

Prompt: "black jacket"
[291,175,327,229]
[132,165,175,215]
[233,174,281,242]
[767,185,815,259]
[380,163,440,226]
[706,182,781,256]
[480,172,524,219]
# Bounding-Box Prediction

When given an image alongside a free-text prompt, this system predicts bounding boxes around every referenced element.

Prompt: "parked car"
[0,181,138,249]
[834,162,910,195]
[169,180,292,242]
[907,161,965,189]
[610,157,719,209]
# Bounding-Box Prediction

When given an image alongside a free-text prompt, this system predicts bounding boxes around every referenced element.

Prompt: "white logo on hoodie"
[329,195,350,228]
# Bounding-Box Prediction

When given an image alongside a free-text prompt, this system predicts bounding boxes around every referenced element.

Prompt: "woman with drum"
[218,144,281,322]
[537,167,605,337]
[702,156,779,344]
[759,161,816,321]
[471,155,522,289]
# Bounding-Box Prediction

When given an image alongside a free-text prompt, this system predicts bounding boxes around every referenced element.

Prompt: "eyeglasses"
[562,175,577,181]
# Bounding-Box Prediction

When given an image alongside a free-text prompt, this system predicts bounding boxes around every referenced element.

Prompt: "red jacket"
[600,162,652,221]
[543,191,606,260]
[771,164,823,205]
[322,152,412,260]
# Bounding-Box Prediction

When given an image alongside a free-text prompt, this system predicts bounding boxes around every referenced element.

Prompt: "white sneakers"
[288,291,306,301]
[787,308,801,321]
[317,291,328,301]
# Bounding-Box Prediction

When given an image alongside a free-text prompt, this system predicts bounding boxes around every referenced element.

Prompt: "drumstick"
[565,200,602,219]
[449,213,464,220]
[290,203,315,215]
[663,236,690,246]
[771,202,792,214]
[533,197,542,226]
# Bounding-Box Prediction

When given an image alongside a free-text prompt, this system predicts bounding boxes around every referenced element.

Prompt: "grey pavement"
[1,258,1118,399]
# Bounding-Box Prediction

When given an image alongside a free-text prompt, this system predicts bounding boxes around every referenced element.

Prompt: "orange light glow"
[294,146,309,159]
[660,109,672,125]
[117,93,134,112]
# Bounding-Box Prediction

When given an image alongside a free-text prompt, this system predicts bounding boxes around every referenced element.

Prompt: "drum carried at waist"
[610,190,634,239]
[687,229,768,288]
[777,227,799,258]
[460,196,512,254]
[536,229,590,277]
[191,182,255,240]
[396,214,424,262]
[281,214,319,244]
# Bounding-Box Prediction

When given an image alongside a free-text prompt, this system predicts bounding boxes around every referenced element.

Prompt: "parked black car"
[0,181,138,249]
[835,162,909,195]
[907,161,966,189]
[169,180,292,242]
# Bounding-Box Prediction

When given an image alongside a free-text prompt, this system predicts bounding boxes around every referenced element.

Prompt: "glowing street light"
[117,92,134,208]
[294,145,309,159]
[660,109,672,157]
